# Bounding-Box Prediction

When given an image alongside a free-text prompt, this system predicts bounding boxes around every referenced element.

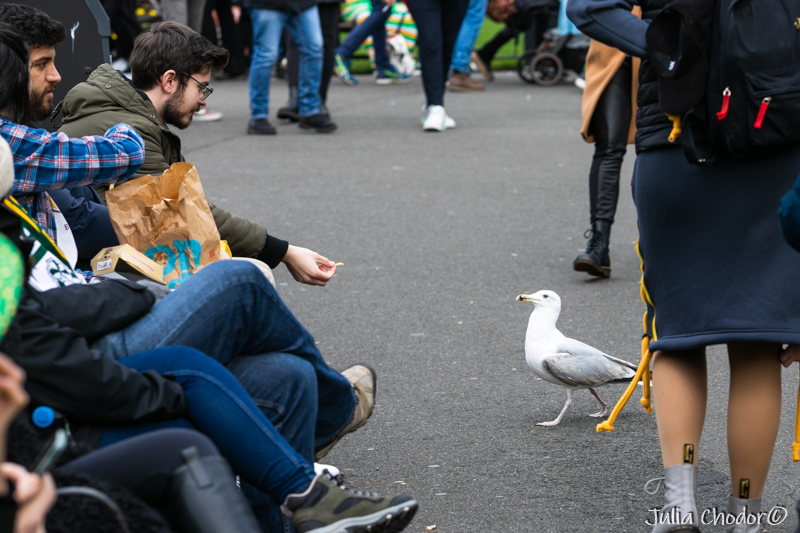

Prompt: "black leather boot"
[277,85,299,122]
[573,220,611,278]
[163,447,260,533]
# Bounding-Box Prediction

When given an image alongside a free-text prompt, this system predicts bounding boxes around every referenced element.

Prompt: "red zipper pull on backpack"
[716,88,731,120]
[754,97,772,129]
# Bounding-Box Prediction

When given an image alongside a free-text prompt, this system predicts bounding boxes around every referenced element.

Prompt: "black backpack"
[682,0,800,165]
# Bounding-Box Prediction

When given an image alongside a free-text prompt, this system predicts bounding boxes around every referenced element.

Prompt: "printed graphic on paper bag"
[96,259,112,271]
[145,239,202,289]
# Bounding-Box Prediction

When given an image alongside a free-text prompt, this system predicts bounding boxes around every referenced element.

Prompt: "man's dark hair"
[0,23,31,124]
[129,22,228,91]
[0,4,65,47]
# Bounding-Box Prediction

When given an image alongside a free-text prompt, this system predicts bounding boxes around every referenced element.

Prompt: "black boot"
[277,85,299,122]
[573,220,611,278]
[163,447,260,533]
[318,100,330,119]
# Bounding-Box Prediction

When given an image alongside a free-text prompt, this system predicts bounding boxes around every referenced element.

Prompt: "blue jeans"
[92,261,357,532]
[450,0,487,73]
[335,0,391,71]
[248,6,323,118]
[99,347,316,502]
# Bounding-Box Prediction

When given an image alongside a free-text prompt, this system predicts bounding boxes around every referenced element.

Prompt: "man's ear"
[160,69,179,95]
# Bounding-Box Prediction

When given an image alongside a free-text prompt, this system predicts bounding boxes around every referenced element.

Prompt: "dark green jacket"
[59,64,288,265]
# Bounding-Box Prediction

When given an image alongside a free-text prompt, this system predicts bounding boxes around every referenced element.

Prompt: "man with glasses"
[58,21,340,286]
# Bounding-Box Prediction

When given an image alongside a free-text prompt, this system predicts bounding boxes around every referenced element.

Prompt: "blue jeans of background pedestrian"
[336,0,391,71]
[450,0,487,73]
[248,6,323,118]
[99,347,316,504]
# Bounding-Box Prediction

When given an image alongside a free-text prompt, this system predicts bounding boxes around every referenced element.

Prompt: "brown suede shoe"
[314,363,377,460]
[470,51,494,81]
[448,71,485,92]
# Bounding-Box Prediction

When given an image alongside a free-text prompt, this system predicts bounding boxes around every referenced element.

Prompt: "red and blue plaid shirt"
[1,119,144,240]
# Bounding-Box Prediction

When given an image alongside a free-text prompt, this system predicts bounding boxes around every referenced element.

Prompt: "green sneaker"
[334,54,358,86]
[281,472,418,533]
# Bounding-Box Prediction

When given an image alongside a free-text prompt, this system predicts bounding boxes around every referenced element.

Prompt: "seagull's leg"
[588,388,608,418]
[537,390,572,427]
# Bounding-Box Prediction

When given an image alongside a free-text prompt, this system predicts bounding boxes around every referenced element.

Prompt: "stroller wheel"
[521,52,563,86]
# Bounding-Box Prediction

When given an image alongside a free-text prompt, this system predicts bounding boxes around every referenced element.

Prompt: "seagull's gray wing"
[541,352,636,388]
[557,337,638,371]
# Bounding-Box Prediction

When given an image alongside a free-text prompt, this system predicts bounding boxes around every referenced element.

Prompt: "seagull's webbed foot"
[537,390,571,427]
[588,387,608,418]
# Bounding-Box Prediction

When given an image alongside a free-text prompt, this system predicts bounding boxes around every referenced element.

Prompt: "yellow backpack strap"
[597,335,653,433]
[666,113,682,143]
[794,366,800,461]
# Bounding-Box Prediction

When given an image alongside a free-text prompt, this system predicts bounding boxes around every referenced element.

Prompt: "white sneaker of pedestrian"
[444,112,456,129]
[423,105,446,132]
[193,108,223,122]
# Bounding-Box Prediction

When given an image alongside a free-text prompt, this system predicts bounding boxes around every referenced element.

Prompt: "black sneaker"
[298,114,337,133]
[282,472,418,533]
[248,118,277,135]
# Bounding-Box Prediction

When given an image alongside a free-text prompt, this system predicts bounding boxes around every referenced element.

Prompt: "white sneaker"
[444,112,456,129]
[193,108,223,122]
[422,105,446,132]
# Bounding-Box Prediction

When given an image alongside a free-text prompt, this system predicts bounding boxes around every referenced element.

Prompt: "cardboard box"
[91,244,165,284]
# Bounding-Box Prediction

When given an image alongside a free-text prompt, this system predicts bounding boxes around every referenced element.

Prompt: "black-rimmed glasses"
[181,72,213,100]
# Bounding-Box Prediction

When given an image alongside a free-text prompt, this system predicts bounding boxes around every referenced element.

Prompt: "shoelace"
[644,476,664,495]
[322,472,378,498]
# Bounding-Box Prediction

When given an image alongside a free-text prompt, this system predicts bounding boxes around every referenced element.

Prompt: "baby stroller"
[517,29,590,86]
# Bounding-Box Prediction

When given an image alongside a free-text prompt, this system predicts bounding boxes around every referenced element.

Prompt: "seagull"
[517,290,637,427]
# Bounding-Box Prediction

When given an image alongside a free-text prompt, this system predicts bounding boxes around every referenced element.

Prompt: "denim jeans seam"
[164,369,309,471]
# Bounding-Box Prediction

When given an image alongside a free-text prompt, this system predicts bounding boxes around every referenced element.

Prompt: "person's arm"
[49,189,118,260]
[32,279,155,343]
[566,0,649,57]
[4,122,145,194]
[4,288,186,424]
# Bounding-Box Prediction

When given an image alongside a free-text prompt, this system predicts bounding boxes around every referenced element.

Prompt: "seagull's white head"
[516,290,561,312]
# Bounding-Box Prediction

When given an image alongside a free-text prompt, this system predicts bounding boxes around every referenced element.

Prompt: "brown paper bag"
[106,162,222,288]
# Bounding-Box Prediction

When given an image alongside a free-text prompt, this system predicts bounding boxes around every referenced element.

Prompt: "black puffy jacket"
[0,280,186,441]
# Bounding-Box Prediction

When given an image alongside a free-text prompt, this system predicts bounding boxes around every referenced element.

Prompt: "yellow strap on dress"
[794,365,800,461]
[666,114,682,143]
[596,335,653,433]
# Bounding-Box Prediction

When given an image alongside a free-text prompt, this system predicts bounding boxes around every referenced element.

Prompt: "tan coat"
[580,9,641,145]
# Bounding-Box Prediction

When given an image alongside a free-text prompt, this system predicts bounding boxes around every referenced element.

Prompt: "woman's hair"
[0,23,31,124]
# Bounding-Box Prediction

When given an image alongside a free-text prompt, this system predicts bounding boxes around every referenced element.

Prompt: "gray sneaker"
[282,471,418,533]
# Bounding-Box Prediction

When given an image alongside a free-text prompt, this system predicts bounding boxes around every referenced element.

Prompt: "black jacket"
[0,280,186,430]
[568,0,673,153]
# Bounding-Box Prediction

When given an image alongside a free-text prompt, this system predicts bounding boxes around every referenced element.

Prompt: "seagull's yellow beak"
[516,294,537,302]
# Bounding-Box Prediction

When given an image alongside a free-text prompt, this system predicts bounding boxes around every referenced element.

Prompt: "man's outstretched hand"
[282,245,337,286]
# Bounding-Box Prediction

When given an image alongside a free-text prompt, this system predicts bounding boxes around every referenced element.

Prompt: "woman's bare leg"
[652,348,707,466]
[727,343,781,499]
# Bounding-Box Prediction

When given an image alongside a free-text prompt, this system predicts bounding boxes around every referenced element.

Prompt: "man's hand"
[381,0,396,5]
[0,463,56,533]
[282,245,337,286]
[780,345,800,368]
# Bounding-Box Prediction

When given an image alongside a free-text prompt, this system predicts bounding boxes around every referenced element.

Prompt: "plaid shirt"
[0,118,145,240]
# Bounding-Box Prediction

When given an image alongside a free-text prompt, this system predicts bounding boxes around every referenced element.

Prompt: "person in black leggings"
[573,57,632,278]
[404,0,469,132]
[278,0,340,121]
[59,428,258,533]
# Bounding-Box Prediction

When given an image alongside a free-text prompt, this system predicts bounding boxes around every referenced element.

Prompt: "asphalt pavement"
[179,72,800,533]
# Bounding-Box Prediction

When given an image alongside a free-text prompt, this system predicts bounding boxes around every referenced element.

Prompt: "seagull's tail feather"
[602,353,638,371]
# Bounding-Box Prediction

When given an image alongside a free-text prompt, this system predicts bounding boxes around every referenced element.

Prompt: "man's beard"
[162,88,198,130]
[29,85,55,122]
